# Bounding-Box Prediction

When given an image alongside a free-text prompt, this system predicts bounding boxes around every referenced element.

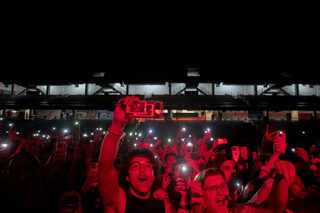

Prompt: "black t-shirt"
[125,190,165,213]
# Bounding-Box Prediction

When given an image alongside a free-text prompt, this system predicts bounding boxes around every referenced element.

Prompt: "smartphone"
[274,130,287,153]
[240,146,248,161]
[125,100,163,118]
[178,164,194,182]
[216,138,228,145]
[186,142,193,152]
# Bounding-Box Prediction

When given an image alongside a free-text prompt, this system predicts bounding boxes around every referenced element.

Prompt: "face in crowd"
[203,173,230,213]
[127,156,155,197]
[219,160,236,183]
[58,190,84,213]
[288,175,308,200]
[165,154,177,172]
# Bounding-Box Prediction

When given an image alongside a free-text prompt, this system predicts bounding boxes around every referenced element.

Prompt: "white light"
[236,182,241,187]
[134,143,137,147]
[291,148,296,152]
[150,144,153,147]
[136,138,138,140]
[91,132,94,135]
[1,144,8,148]
[52,127,56,130]
[103,131,106,134]
[83,133,88,137]
[210,138,214,141]
[154,137,157,140]
[96,128,99,131]
[134,132,137,135]
[129,132,133,136]
[8,123,13,127]
[63,129,68,133]
[149,129,153,133]
[302,131,306,134]
[99,128,102,131]
[182,128,186,131]
[16,132,19,135]
[75,121,79,125]
[189,135,192,138]
[138,133,142,137]
[207,128,210,132]
[182,166,187,172]
[42,135,46,138]
[168,138,171,142]
[187,142,193,147]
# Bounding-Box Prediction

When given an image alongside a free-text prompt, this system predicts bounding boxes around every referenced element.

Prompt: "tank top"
[124,190,165,213]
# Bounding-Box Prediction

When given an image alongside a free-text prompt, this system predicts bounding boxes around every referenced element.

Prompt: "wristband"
[108,131,123,137]
[107,126,123,137]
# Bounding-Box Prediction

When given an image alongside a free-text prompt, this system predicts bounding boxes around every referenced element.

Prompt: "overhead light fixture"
[92,72,106,77]
[187,68,200,77]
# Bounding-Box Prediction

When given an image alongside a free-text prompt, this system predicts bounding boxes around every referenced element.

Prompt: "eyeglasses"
[204,183,227,192]
[129,161,153,171]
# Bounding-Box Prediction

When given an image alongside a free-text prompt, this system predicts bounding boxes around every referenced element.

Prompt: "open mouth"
[138,177,148,182]
[216,198,227,207]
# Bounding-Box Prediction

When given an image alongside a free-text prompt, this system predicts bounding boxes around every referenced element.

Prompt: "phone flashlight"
[182,128,186,131]
[291,148,296,153]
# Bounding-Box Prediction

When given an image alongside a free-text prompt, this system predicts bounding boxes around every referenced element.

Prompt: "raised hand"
[162,173,171,189]
[296,147,309,161]
[274,160,296,185]
[109,96,140,134]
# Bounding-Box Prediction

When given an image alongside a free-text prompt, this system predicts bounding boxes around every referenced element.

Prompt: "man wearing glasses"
[190,166,295,213]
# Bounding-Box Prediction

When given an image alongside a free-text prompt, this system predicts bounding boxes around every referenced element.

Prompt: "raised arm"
[98,96,138,212]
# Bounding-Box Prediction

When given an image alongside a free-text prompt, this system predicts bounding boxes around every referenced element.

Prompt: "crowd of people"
[0,96,319,212]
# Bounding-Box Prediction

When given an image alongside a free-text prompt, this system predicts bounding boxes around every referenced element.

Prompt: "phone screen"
[178,164,194,182]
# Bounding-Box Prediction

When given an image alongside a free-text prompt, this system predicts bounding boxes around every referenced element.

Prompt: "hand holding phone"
[178,164,194,183]
[240,146,248,161]
[272,131,287,153]
[125,100,163,118]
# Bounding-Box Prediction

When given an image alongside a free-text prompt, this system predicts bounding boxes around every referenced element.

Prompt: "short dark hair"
[193,168,226,188]
[119,148,161,190]
[164,152,177,162]
[212,154,233,169]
